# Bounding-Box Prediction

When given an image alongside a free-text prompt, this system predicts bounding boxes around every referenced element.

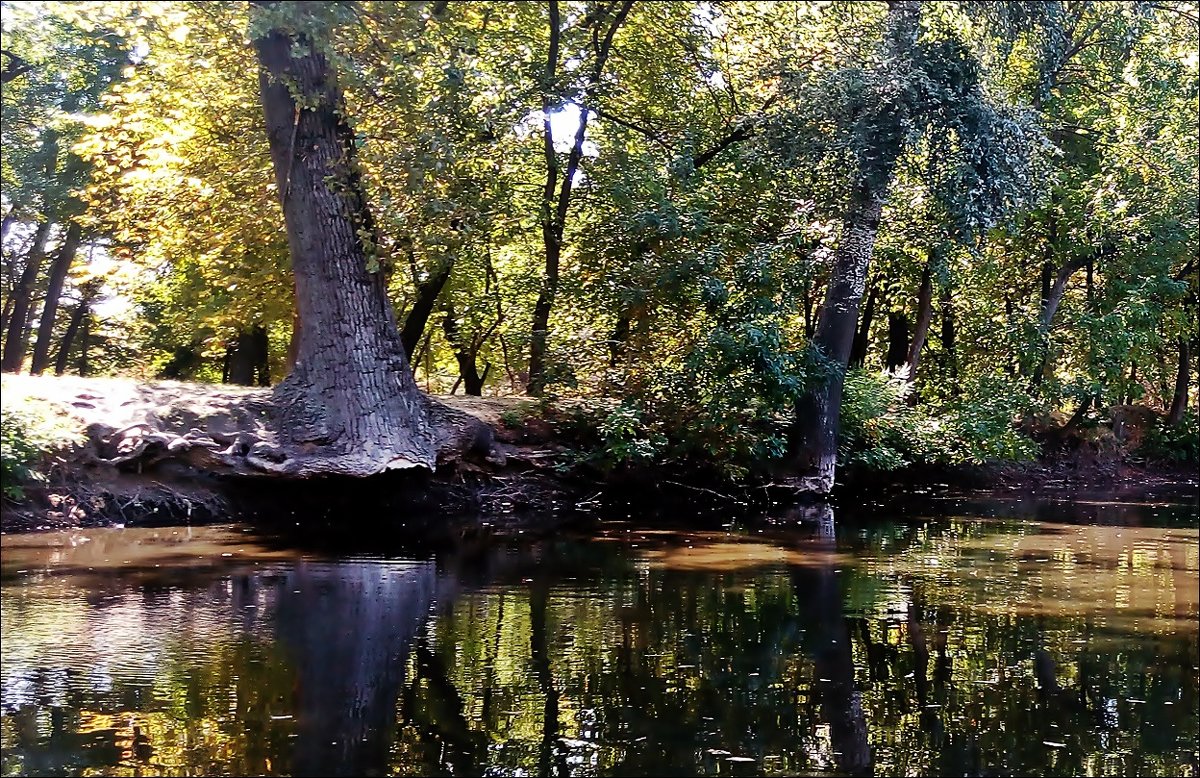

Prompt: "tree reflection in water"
[1,499,1197,777]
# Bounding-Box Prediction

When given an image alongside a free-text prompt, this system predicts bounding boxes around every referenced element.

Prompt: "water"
[1,493,1197,777]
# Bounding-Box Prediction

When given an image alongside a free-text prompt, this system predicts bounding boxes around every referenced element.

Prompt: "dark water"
[1,493,1197,777]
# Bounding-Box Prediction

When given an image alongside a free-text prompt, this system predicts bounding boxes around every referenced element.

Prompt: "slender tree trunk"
[1039,255,1088,334]
[1167,338,1190,425]
[54,297,88,375]
[885,312,909,371]
[906,261,934,382]
[849,284,877,368]
[400,258,453,360]
[786,0,920,493]
[804,282,817,340]
[253,3,434,475]
[76,309,91,376]
[940,285,957,384]
[528,1,634,395]
[30,221,82,374]
[608,309,632,366]
[1030,252,1093,386]
[1,219,53,372]
[527,2,564,397]
[442,307,485,395]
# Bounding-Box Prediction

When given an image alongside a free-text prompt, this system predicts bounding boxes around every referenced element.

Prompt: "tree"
[0,2,126,373]
[527,0,635,395]
[249,1,434,475]
[783,1,1044,492]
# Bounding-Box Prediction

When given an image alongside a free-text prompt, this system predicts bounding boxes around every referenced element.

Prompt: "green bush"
[838,368,1039,471]
[924,372,1040,465]
[839,369,923,471]
[1,411,47,499]
[1138,413,1200,464]
[0,397,86,500]
[592,319,804,479]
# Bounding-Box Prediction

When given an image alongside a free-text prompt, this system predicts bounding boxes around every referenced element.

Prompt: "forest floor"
[2,374,1195,534]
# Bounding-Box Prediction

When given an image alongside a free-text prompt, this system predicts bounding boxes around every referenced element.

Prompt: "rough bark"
[849,284,878,368]
[527,1,634,395]
[253,4,435,476]
[905,261,934,383]
[786,1,921,494]
[30,221,82,374]
[1166,338,1190,425]
[287,284,301,370]
[1,219,53,372]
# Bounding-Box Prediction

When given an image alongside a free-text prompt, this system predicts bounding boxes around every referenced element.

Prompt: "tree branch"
[1,49,32,84]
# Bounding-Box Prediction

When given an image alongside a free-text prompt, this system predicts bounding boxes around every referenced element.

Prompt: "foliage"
[839,369,923,471]
[1138,414,1200,465]
[0,388,84,498]
[839,368,1039,471]
[1,0,1196,478]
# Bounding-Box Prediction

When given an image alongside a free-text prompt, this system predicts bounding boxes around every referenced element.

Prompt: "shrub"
[925,372,1040,465]
[0,395,85,500]
[839,369,923,471]
[1138,413,1200,465]
[838,368,1039,470]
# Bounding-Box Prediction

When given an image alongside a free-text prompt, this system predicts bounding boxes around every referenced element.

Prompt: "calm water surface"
[1,493,1197,777]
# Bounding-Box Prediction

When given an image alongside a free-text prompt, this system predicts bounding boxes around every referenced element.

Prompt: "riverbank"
[2,374,1195,533]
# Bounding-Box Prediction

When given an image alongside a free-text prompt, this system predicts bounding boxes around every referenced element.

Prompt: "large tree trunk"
[30,221,83,374]
[1166,338,1190,425]
[253,3,434,476]
[788,189,890,493]
[905,261,934,383]
[1,219,53,372]
[786,1,920,494]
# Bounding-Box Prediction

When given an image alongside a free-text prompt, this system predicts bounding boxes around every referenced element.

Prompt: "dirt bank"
[1,375,586,533]
[3,375,1195,534]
